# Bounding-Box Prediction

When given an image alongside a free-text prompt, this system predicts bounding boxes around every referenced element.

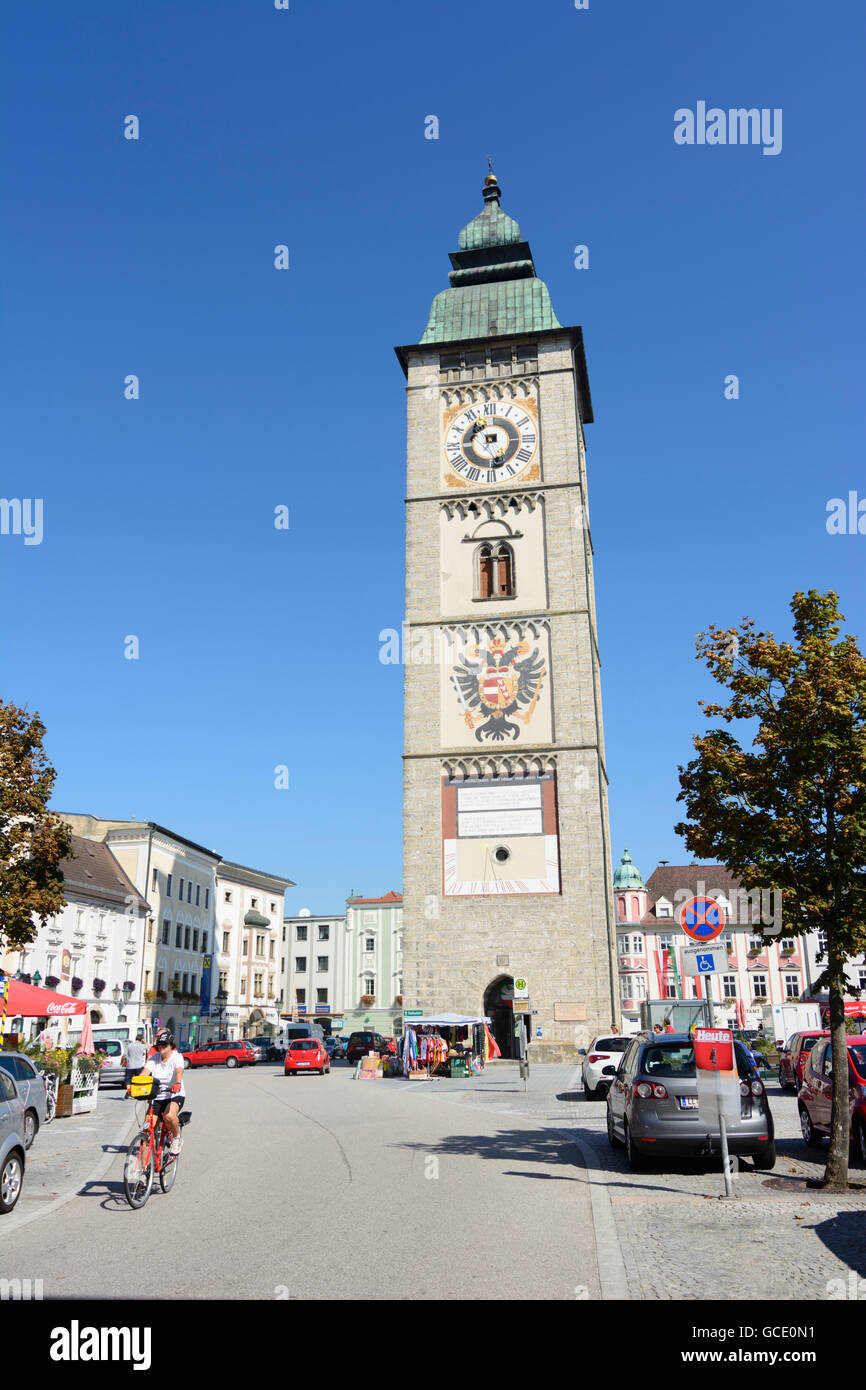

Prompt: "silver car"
[0,1053,49,1150]
[606,1032,776,1172]
[93,1038,128,1087]
[0,1067,26,1213]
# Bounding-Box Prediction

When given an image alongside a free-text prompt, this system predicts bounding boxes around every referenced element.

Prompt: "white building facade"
[282,911,348,1034]
[213,862,294,1040]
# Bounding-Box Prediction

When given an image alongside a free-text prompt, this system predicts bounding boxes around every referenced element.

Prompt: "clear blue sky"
[2,0,863,914]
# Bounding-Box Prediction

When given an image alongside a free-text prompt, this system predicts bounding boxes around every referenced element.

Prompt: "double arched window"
[477,542,514,600]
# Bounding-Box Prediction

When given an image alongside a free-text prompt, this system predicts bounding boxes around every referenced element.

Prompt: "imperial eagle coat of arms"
[450,635,546,742]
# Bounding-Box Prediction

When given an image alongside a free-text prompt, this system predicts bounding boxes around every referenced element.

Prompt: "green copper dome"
[613,849,644,891]
[419,171,562,344]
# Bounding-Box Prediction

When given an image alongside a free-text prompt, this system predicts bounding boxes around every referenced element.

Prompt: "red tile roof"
[635,864,765,928]
[349,891,403,905]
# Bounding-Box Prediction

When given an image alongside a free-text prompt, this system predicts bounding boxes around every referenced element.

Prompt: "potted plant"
[394,994,403,1006]
[360,994,375,1006]
[92,978,106,996]
[123,980,136,995]
[156,989,167,1002]
[44,975,60,990]
[144,989,155,1004]
[71,976,83,995]
[18,973,31,985]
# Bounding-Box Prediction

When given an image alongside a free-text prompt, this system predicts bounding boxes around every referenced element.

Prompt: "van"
[278,1022,324,1053]
[67,1022,153,1049]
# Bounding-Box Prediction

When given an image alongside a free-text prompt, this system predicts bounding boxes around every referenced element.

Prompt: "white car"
[581,1034,630,1100]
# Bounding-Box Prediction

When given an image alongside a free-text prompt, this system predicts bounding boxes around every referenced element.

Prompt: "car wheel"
[854,1119,866,1167]
[777,1070,790,1093]
[24,1110,38,1150]
[0,1151,24,1214]
[607,1104,621,1148]
[799,1105,823,1148]
[226,1057,238,1068]
[751,1141,777,1170]
[584,1084,597,1102]
[624,1121,646,1172]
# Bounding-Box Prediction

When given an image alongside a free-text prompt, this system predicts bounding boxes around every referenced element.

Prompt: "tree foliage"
[0,699,72,953]
[675,591,866,1189]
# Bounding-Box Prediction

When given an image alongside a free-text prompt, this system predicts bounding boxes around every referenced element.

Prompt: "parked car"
[0,1068,26,1214]
[606,1032,776,1172]
[284,1038,330,1076]
[797,1036,866,1163]
[779,1030,830,1093]
[580,1034,631,1100]
[93,1038,128,1088]
[182,1040,257,1069]
[249,1035,280,1061]
[0,1052,49,1150]
[346,1031,391,1063]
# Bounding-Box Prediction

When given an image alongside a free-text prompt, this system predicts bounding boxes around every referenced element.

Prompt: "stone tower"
[395,172,617,1058]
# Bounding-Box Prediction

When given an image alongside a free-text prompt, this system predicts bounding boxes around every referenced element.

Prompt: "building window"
[157,971,164,993]
[282,926,286,942]
[317,957,329,973]
[175,925,182,948]
[184,926,191,950]
[656,900,672,918]
[224,891,232,904]
[254,973,263,996]
[182,973,188,993]
[251,898,258,909]
[515,342,537,361]
[240,978,246,995]
[749,934,764,952]
[318,924,330,941]
[816,930,828,954]
[780,937,795,951]
[722,975,737,997]
[190,974,197,994]
[663,978,677,999]
[859,968,866,992]
[657,934,674,952]
[784,974,800,1000]
[619,974,647,1001]
[152,868,158,891]
[295,957,307,974]
[296,988,306,1005]
[218,971,228,993]
[269,941,275,960]
[365,938,375,952]
[618,934,644,956]
[205,889,210,911]
[316,988,328,1005]
[196,885,201,907]
[179,878,184,901]
[222,932,230,954]
[201,933,207,953]
[490,345,512,366]
[270,902,276,914]
[187,882,192,903]
[476,543,515,601]
[162,920,170,945]
[256,935,265,956]
[751,973,769,1000]
[167,874,173,897]
[364,975,375,994]
[193,929,199,952]
[296,925,308,942]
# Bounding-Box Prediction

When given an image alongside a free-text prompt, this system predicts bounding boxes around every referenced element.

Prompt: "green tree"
[0,699,72,952]
[675,591,866,1191]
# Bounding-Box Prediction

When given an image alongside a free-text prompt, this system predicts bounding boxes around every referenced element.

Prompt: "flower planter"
[56,1083,74,1118]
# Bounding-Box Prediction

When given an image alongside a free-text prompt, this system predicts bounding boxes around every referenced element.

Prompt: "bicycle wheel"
[123,1134,154,1209]
[159,1133,179,1193]
[44,1081,57,1124]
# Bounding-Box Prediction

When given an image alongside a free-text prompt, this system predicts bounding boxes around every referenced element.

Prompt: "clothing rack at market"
[402,1012,495,1080]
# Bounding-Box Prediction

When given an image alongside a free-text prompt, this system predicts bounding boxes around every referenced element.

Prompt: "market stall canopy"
[0,977,88,1018]
[403,1013,490,1028]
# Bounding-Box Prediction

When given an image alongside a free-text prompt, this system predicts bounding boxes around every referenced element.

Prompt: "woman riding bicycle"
[135,1028,185,1155]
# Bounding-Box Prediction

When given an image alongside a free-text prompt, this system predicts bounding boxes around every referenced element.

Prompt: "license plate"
[297,1062,309,1067]
[679,1096,698,1109]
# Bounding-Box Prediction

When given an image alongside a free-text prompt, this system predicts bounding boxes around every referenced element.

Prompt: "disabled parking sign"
[679,895,725,942]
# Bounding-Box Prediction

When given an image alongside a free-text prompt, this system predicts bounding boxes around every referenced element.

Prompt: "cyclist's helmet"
[155,1028,175,1048]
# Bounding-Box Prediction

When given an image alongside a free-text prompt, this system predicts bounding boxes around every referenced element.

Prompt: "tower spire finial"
[483,158,500,203]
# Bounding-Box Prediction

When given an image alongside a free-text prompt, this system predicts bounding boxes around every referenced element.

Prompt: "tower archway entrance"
[483,976,525,1060]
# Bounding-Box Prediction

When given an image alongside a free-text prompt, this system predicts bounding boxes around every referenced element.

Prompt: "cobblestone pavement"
[396,1062,866,1301]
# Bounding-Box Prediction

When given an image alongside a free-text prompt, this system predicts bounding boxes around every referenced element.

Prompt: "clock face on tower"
[443,399,539,486]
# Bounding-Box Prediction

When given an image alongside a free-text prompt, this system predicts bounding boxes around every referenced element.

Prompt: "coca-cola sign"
[46,1002,80,1016]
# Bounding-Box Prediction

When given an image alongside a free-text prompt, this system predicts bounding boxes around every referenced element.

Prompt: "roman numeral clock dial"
[443,400,539,487]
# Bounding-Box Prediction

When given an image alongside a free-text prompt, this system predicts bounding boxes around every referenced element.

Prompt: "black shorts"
[152,1095,185,1117]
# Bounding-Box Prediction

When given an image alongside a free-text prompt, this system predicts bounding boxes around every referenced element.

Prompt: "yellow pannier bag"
[129,1072,157,1099]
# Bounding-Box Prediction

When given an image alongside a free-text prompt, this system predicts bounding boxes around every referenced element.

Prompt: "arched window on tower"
[476,541,515,600]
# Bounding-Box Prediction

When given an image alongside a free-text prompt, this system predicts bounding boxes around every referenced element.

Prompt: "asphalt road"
[0,1062,601,1301]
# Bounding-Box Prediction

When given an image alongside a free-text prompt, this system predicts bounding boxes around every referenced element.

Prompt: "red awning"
[1,978,88,1018]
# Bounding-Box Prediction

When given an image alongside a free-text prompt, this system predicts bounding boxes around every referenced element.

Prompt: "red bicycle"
[123,1081,191,1209]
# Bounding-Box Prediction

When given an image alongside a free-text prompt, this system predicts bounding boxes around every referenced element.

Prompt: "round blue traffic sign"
[680,896,725,942]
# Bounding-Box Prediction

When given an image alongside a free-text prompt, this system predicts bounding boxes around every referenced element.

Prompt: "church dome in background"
[613,849,644,890]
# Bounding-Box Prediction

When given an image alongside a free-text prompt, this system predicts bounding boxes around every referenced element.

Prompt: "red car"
[778,1030,830,1092]
[798,1036,866,1164]
[182,1040,257,1069]
[284,1038,330,1076]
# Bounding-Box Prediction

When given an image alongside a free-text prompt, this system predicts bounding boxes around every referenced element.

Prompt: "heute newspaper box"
[694,1027,740,1198]
[694,1028,734,1073]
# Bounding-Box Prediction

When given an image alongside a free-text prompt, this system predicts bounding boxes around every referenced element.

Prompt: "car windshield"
[642,1044,695,1078]
[848,1044,866,1077]
[799,1036,823,1054]
[291,1040,319,1051]
[95,1040,122,1057]
[594,1037,628,1052]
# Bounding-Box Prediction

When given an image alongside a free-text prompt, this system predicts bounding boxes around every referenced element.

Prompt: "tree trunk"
[821,957,850,1191]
